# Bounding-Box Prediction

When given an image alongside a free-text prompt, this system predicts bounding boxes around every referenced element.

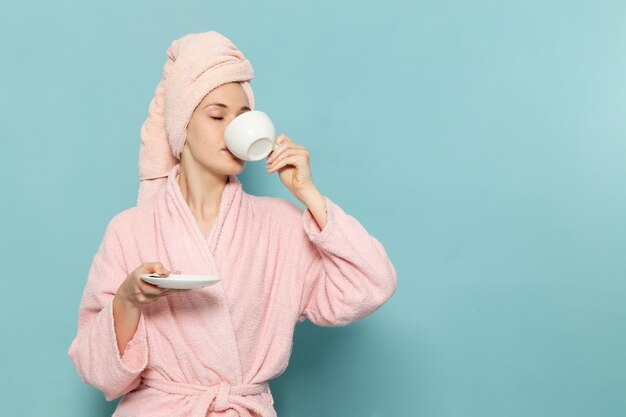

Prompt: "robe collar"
[154,163,243,276]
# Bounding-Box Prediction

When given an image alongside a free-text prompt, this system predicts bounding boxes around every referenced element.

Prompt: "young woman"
[68,31,397,417]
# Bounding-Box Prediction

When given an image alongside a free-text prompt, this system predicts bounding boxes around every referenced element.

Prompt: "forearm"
[296,186,327,230]
[112,294,141,355]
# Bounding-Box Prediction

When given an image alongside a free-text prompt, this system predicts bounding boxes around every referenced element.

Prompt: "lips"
[222,148,241,160]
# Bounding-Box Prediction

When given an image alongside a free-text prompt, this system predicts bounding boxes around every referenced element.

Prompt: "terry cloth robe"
[68,163,398,417]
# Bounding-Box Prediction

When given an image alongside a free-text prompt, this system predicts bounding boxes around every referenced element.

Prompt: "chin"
[219,159,246,176]
[228,163,246,175]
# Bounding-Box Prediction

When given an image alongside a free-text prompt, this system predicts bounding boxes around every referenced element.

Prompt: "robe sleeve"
[68,215,149,401]
[296,196,398,326]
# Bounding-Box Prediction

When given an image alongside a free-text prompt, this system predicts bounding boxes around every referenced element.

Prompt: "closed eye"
[210,117,224,120]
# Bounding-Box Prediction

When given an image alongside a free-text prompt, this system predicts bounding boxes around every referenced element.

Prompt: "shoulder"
[103,204,150,240]
[107,206,136,228]
[95,205,154,265]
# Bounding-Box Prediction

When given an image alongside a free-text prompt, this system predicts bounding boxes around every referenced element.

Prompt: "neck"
[177,160,229,219]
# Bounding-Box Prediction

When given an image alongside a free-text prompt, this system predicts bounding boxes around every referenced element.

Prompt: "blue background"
[1,0,625,416]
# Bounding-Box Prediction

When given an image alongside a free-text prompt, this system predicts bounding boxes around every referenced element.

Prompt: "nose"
[221,115,238,147]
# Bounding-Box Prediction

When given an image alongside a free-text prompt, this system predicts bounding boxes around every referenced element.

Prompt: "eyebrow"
[204,103,251,111]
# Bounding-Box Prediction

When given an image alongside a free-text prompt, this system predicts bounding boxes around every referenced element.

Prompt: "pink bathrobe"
[68,163,397,417]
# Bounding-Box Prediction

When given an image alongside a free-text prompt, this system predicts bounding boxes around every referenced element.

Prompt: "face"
[181,82,251,175]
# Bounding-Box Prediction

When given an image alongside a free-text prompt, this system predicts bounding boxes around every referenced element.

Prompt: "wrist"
[295,184,322,205]
[114,291,138,312]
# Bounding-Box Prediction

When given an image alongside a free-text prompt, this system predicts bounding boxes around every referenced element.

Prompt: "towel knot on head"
[137,31,255,206]
[162,33,255,161]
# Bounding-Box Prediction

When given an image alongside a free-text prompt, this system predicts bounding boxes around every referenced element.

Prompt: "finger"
[268,144,306,164]
[267,140,293,163]
[276,134,292,144]
[138,279,168,296]
[268,148,300,168]
[153,263,170,276]
[267,135,299,161]
[268,149,308,171]
[268,147,307,166]
[140,262,170,276]
[154,287,177,298]
[269,154,307,173]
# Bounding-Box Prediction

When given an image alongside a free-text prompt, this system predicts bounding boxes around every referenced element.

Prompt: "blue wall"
[1,0,625,416]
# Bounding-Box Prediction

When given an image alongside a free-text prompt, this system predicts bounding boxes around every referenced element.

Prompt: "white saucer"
[140,274,221,289]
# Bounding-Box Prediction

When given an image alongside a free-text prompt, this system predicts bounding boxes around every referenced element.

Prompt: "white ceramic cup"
[224,110,277,161]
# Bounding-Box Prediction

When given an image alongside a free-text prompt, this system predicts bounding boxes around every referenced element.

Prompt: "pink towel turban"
[137,31,255,206]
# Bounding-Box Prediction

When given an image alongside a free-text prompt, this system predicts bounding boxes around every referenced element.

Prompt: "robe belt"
[142,377,274,417]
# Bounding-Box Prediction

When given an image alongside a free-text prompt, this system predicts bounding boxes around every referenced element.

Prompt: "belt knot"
[199,379,230,411]
[142,377,273,417]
